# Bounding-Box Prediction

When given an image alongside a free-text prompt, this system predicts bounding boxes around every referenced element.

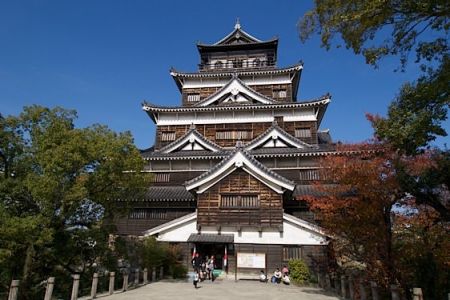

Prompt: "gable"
[194,77,275,107]
[185,149,295,194]
[158,128,222,154]
[245,124,314,150]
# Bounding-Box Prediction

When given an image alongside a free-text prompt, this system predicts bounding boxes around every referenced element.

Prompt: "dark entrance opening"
[196,243,226,270]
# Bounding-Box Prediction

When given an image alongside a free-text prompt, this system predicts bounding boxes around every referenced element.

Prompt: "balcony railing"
[199,59,276,72]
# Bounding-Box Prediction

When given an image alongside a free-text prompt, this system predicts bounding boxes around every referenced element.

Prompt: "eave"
[170,63,303,92]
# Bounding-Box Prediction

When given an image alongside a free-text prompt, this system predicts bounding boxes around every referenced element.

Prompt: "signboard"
[237,252,266,269]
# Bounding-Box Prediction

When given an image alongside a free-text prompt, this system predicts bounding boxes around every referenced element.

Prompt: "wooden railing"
[6,266,164,300]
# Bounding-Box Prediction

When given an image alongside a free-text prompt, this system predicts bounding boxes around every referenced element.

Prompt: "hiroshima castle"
[116,21,336,277]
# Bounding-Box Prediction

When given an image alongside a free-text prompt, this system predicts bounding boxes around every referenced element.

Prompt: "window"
[161,131,176,142]
[283,247,302,261]
[216,130,252,140]
[295,128,312,138]
[214,61,223,69]
[187,94,200,102]
[152,173,170,183]
[273,89,287,98]
[129,209,167,220]
[220,195,259,208]
[299,169,320,181]
[253,58,261,67]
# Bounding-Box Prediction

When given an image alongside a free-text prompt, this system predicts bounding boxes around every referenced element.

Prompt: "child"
[193,271,199,289]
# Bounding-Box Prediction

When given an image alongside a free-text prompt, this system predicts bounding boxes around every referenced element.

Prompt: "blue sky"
[1,0,448,149]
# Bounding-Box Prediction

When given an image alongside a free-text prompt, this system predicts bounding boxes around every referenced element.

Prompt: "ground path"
[85,279,339,300]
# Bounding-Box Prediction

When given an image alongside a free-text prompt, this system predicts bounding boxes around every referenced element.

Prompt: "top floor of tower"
[196,19,278,72]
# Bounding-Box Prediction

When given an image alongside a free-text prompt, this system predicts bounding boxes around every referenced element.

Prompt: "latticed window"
[161,131,176,141]
[152,173,170,183]
[220,195,259,208]
[187,94,200,102]
[129,209,167,220]
[295,128,312,138]
[299,169,320,181]
[283,247,302,261]
[216,130,252,140]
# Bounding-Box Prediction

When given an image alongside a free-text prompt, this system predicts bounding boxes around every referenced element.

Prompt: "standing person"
[193,270,199,289]
[208,255,215,281]
[192,252,202,272]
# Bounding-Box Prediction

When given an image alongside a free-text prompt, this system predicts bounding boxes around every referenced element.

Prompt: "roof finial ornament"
[235,17,241,30]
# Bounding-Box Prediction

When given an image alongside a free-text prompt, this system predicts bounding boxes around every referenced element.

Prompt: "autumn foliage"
[304,144,449,298]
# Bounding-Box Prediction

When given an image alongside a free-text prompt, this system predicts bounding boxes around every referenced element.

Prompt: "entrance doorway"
[196,243,226,270]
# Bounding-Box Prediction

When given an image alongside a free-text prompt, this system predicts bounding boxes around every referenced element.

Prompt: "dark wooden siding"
[155,121,318,149]
[181,83,293,106]
[197,169,283,228]
[115,207,195,236]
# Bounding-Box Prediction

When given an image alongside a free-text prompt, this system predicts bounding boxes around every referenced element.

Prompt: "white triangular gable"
[245,126,314,150]
[196,78,274,107]
[160,130,222,153]
[185,150,295,194]
[144,212,328,246]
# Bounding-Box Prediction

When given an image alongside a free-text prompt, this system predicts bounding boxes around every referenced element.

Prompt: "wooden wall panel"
[155,120,318,149]
[197,169,283,228]
[115,208,195,236]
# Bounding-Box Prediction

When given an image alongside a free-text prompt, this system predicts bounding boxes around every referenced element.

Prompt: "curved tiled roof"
[142,144,337,161]
[142,94,331,113]
[169,63,303,78]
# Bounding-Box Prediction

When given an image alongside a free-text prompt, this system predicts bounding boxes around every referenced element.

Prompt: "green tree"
[299,0,449,153]
[0,106,147,299]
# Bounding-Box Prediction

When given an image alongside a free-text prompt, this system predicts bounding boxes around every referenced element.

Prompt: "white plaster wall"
[155,219,326,246]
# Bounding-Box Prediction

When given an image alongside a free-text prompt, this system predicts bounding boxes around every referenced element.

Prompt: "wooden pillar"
[412,288,423,300]
[134,269,139,285]
[359,281,367,300]
[341,275,347,298]
[70,274,80,300]
[108,272,115,295]
[152,267,156,282]
[44,277,55,300]
[390,285,401,300]
[370,281,379,300]
[122,272,129,291]
[159,266,164,280]
[90,273,99,299]
[348,276,354,300]
[7,280,19,300]
[143,268,148,285]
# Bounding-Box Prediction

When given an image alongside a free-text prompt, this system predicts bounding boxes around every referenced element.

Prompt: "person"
[282,273,291,285]
[208,255,215,281]
[259,270,268,283]
[271,268,282,284]
[282,265,289,276]
[193,270,199,289]
[191,253,202,272]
